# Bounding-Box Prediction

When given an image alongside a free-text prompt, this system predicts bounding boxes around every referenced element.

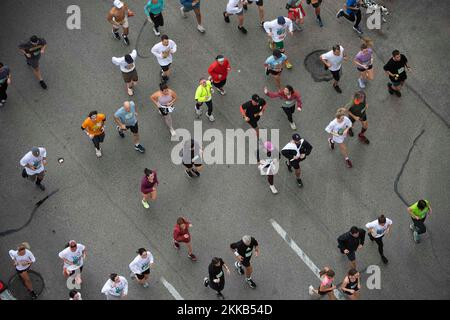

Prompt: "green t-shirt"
[409,200,430,219]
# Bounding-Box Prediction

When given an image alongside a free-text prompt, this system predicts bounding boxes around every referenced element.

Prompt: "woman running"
[140,168,158,209]
[150,83,177,137]
[325,107,353,168]
[264,85,303,130]
[173,217,197,261]
[257,141,280,194]
[308,267,336,300]
[144,0,165,36]
[353,38,374,88]
[129,248,154,287]
[341,269,361,300]
[204,257,230,299]
[9,242,38,299]
[286,0,306,31]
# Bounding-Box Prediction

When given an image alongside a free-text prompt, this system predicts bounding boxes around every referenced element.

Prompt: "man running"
[20,147,47,191]
[407,199,432,243]
[320,44,347,93]
[9,243,38,299]
[18,35,47,89]
[114,101,145,153]
[264,84,303,130]
[383,50,411,97]
[58,240,87,285]
[81,111,106,158]
[107,0,134,45]
[195,78,215,122]
[208,55,231,95]
[346,91,369,144]
[0,62,11,107]
[336,0,363,34]
[223,0,248,34]
[306,0,323,27]
[129,248,154,288]
[243,0,265,27]
[101,274,128,300]
[239,94,267,138]
[112,49,138,96]
[264,16,294,69]
[204,257,230,299]
[281,133,312,187]
[181,139,203,178]
[151,35,177,84]
[230,235,260,289]
[180,0,206,33]
[325,108,353,168]
[337,226,365,269]
[265,49,288,90]
[150,83,177,137]
[365,214,392,264]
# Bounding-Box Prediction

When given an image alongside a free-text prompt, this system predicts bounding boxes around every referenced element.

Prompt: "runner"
[264,49,288,90]
[144,0,165,36]
[230,235,260,288]
[256,140,280,194]
[337,226,366,269]
[173,217,197,261]
[204,257,230,299]
[223,0,248,34]
[179,0,206,33]
[243,0,265,27]
[281,133,313,187]
[407,199,432,243]
[151,35,177,84]
[308,267,336,300]
[340,269,361,300]
[320,44,348,93]
[181,139,203,178]
[20,146,47,191]
[18,35,47,89]
[365,214,392,264]
[69,290,82,300]
[306,0,323,27]
[286,0,306,32]
[150,83,178,137]
[58,240,86,285]
[325,108,353,168]
[336,0,363,34]
[0,62,11,107]
[129,248,155,287]
[239,94,267,138]
[114,101,145,153]
[107,0,134,45]
[263,16,294,69]
[194,78,215,122]
[264,84,303,129]
[346,91,370,144]
[112,49,138,96]
[81,111,106,158]
[207,55,231,95]
[383,50,411,97]
[353,38,374,88]
[101,273,128,300]
[9,243,38,299]
[140,168,158,209]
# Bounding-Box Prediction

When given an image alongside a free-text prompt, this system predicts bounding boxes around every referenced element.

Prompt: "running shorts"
[122,69,138,83]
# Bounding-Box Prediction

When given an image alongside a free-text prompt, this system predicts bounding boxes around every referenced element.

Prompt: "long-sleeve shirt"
[173,218,191,242]
[207,59,230,83]
[263,18,294,42]
[265,89,303,110]
[144,0,164,16]
[112,49,137,73]
[151,40,177,66]
[140,173,158,194]
[101,277,128,296]
[129,252,154,274]
[337,229,366,252]
[195,81,212,102]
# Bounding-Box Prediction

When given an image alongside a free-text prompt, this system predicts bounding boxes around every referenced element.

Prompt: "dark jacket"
[337,228,366,253]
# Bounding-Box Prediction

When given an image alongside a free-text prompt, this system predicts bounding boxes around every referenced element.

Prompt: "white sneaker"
[290,122,296,130]
[95,148,102,157]
[170,128,177,137]
[207,114,215,122]
[269,185,278,194]
[127,87,134,96]
[197,24,206,33]
[358,78,366,89]
[180,6,187,18]
[308,285,315,296]
[218,88,226,95]
[153,27,160,36]
[195,107,202,116]
[142,282,149,288]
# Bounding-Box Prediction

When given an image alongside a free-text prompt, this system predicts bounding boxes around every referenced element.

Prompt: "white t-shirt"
[263,18,294,42]
[365,218,393,238]
[325,117,352,143]
[151,40,177,66]
[58,244,86,269]
[129,251,154,274]
[321,46,345,71]
[112,49,137,73]
[101,276,128,296]
[20,147,47,175]
[9,249,36,271]
[226,0,244,15]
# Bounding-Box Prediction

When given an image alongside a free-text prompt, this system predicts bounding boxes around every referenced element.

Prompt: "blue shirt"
[144,0,164,16]
[346,0,359,15]
[265,54,287,70]
[114,102,137,126]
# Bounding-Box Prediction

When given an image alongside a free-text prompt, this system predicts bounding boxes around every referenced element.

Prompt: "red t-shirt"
[173,218,191,243]
[207,59,230,83]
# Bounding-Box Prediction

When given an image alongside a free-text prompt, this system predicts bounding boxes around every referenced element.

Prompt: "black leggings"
[0,81,7,101]
[412,217,427,235]
[92,133,105,150]
[282,105,295,123]
[196,100,213,116]
[342,9,361,28]
[268,175,274,185]
[150,13,164,30]
[369,234,384,256]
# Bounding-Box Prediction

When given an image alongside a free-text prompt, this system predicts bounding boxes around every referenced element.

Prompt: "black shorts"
[16,267,31,274]
[266,68,281,76]
[241,259,251,268]
[213,79,227,88]
[331,69,341,81]
[349,113,367,122]
[136,268,150,280]
[159,107,170,116]
[311,0,322,8]
[183,163,202,169]
[318,286,333,296]
[247,118,260,129]
[346,251,356,262]
[161,64,171,72]
[357,64,373,72]
[343,287,360,295]
[289,159,301,170]
[26,57,40,69]
[126,122,139,134]
[248,0,263,6]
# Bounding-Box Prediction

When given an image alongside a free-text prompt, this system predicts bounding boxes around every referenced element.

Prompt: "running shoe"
[223,12,230,23]
[290,122,296,130]
[243,4,248,10]
[135,144,146,153]
[269,185,278,194]
[246,278,257,289]
[204,277,209,287]
[195,106,202,117]
[285,160,293,172]
[39,80,47,89]
[346,158,353,168]
[142,200,150,209]
[387,83,394,95]
[185,169,194,178]
[207,114,215,122]
[36,182,45,191]
[358,78,366,89]
[358,133,370,144]
[188,253,197,261]
[197,24,206,33]
[123,35,130,46]
[180,6,187,18]
[112,30,121,40]
[353,26,363,34]
[308,285,315,296]
[95,148,102,158]
[234,261,244,275]
[394,89,402,97]
[328,138,335,150]
[192,169,201,177]
[333,85,342,93]
[409,223,415,231]
[296,178,303,188]
[413,231,420,243]
[153,27,160,36]
[117,126,125,138]
[127,87,134,96]
[174,241,180,250]
[238,26,248,34]
[317,17,323,27]
[142,282,149,288]
[217,292,225,299]
[336,9,344,18]
[170,128,177,137]
[218,88,226,95]
[285,61,293,69]
[30,291,38,300]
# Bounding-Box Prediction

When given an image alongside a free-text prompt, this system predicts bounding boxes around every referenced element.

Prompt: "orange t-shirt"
[81,114,106,136]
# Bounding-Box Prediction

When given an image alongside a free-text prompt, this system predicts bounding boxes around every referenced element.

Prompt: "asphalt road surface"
[1,0,449,300]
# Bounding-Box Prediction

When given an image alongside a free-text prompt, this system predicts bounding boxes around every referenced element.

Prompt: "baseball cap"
[113,0,124,9]
[124,54,134,64]
[216,55,225,62]
[277,16,286,25]
[292,133,301,142]
[31,147,40,156]
[30,35,38,44]
[251,94,260,102]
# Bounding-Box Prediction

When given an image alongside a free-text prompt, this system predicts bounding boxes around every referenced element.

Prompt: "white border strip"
[161,276,184,300]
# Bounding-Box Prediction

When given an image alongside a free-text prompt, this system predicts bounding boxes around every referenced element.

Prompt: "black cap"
[30,35,39,43]
[251,94,260,102]
[292,133,301,141]
[124,54,134,64]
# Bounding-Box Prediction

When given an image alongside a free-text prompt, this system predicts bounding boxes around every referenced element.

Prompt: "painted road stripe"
[270,219,345,300]
[161,277,184,300]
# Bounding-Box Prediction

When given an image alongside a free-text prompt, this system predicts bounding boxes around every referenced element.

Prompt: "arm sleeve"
[123,278,129,295]
[173,226,182,242]
[144,3,150,16]
[359,229,366,245]
[29,251,36,263]
[19,154,29,167]
[101,281,110,294]
[301,141,313,155]
[129,257,140,274]
[130,49,137,60]
[171,41,177,53]
[58,250,65,259]
[325,122,333,134]
[8,250,16,260]
[337,234,347,251]
[295,91,303,109]
[40,148,47,158]
[230,241,238,250]
[281,149,296,160]
[148,251,154,264]
[151,44,159,58]
[112,57,121,65]
[252,237,259,247]
[263,21,271,33]
[265,90,281,98]
[194,86,202,101]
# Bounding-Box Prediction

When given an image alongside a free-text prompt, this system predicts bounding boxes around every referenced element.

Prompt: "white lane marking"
[161,277,184,300]
[270,219,345,300]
